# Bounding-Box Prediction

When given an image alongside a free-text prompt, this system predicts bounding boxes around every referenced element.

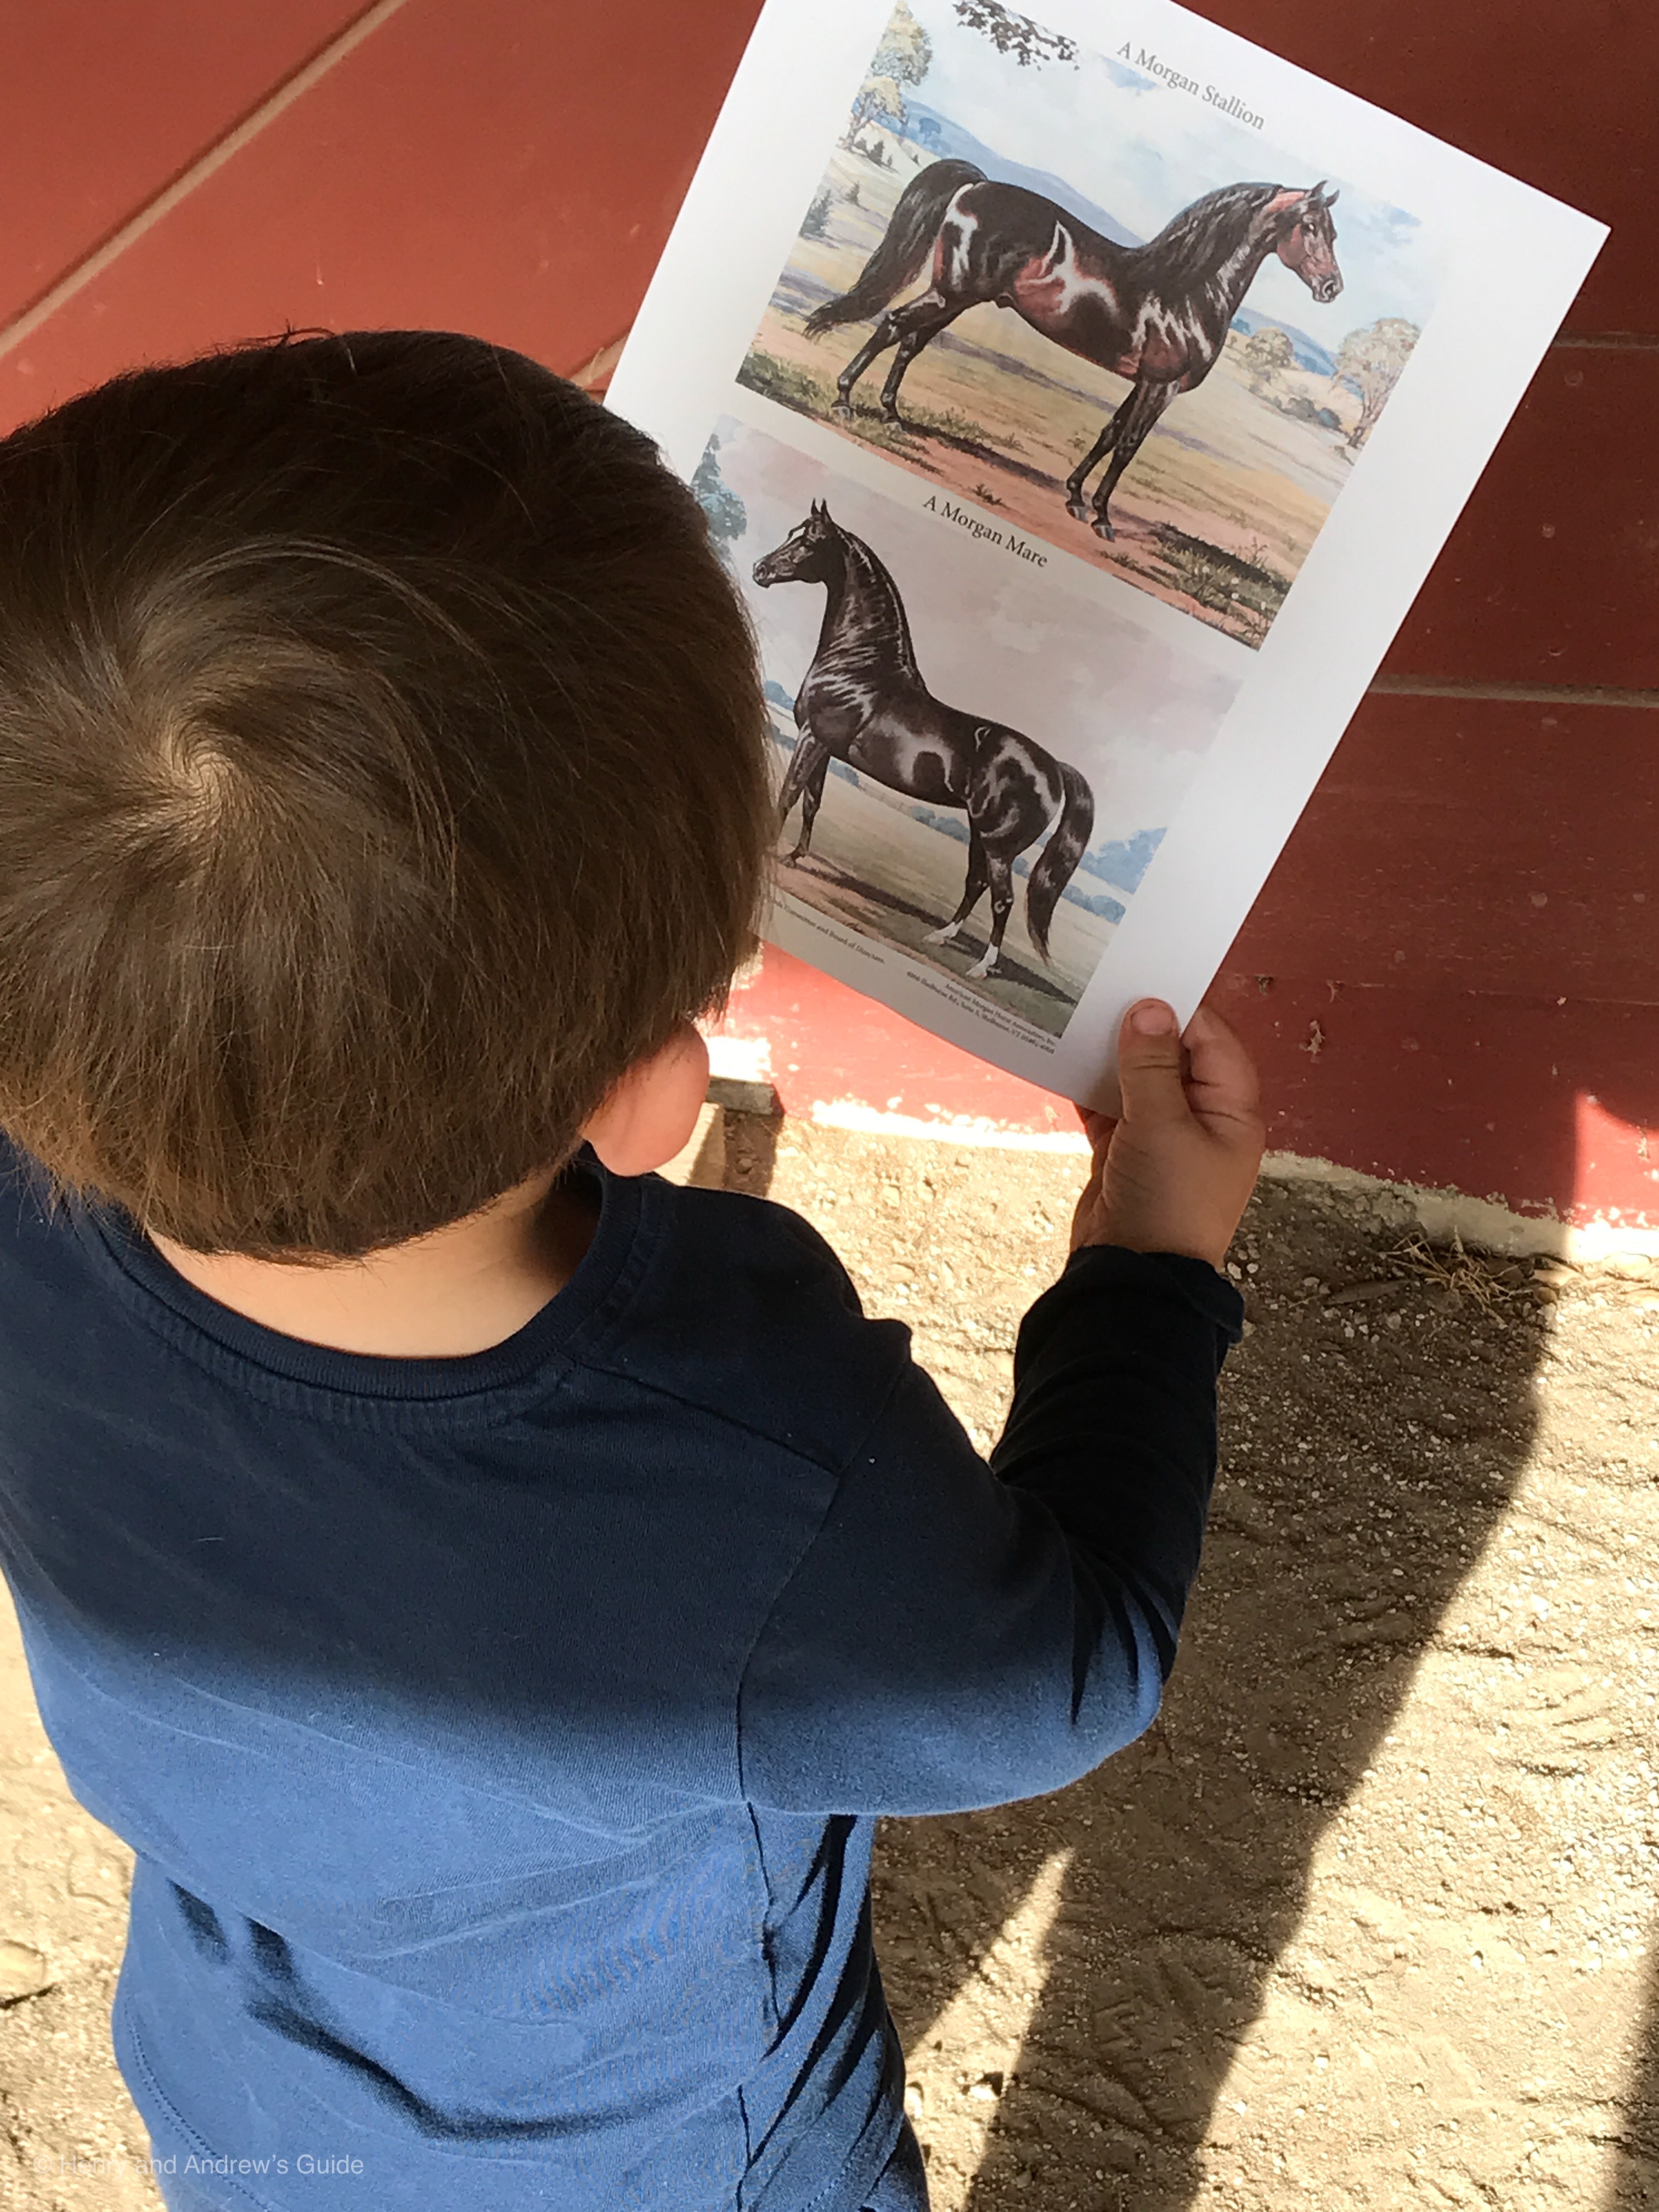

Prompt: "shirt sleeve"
[736,1245,1243,1815]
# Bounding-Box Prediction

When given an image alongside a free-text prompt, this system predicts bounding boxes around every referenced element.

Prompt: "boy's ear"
[582,1022,710,1178]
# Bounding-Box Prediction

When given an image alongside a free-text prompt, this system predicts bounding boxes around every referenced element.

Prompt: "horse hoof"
[831,400,853,421]
[1091,517,1116,542]
[922,926,955,946]
[1065,499,1090,523]
[967,956,997,981]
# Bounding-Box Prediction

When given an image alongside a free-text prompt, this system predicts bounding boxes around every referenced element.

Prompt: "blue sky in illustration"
[893,0,1437,341]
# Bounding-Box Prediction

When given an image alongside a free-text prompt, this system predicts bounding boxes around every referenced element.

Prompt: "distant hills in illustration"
[900,105,1139,246]
[893,105,1338,379]
[1227,305,1336,377]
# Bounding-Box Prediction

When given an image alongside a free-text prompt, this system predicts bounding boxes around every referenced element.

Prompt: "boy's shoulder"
[586,1172,915,1475]
[0,1134,922,1483]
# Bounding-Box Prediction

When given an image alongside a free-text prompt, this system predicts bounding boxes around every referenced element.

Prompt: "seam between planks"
[1222,974,1659,1011]
[1368,676,1659,710]
[0,0,415,366]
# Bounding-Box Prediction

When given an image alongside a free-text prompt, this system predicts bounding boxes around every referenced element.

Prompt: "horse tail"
[804,159,985,336]
[1025,760,1094,962]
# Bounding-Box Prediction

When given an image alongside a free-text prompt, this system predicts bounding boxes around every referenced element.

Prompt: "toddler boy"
[0,331,1262,2212]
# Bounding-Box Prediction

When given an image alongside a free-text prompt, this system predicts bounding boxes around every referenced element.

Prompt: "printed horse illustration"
[752,502,1093,980]
[805,158,1343,540]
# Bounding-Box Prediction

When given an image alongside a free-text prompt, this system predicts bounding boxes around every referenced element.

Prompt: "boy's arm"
[994,994,1266,1677]
[737,1003,1263,1817]
[990,1238,1240,1703]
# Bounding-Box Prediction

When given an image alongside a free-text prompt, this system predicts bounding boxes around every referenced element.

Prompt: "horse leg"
[776,729,820,826]
[834,286,957,418]
[833,316,905,420]
[1064,411,1121,524]
[965,849,1016,979]
[923,826,989,945]
[1088,379,1178,541]
[778,735,831,861]
[877,300,974,424]
[788,751,833,862]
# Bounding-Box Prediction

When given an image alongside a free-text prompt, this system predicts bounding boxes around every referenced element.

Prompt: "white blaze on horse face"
[1012,219,1120,338]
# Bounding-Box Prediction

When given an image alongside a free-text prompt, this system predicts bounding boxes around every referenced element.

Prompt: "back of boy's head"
[0,330,773,1258]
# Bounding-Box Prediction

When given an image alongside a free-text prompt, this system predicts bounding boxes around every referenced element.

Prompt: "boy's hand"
[1070,1001,1265,1273]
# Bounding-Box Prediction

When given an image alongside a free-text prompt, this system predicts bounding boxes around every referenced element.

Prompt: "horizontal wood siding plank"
[0,0,371,330]
[1209,969,1658,1225]
[1233,696,1659,1000]
[0,0,765,433]
[1384,350,1659,689]
[725,949,1659,1226]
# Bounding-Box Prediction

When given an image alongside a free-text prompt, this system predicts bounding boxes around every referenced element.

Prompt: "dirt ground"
[4,1113,1659,2210]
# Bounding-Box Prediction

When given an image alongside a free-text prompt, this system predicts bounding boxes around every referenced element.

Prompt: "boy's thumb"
[1116,1001,1189,1122]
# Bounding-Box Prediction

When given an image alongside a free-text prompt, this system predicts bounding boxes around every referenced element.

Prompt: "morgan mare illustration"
[806,158,1344,540]
[753,501,1094,980]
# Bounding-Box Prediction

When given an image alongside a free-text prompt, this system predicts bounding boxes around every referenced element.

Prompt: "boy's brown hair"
[0,331,774,1257]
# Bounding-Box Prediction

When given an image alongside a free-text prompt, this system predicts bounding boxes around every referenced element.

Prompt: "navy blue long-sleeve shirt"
[0,1139,1239,2211]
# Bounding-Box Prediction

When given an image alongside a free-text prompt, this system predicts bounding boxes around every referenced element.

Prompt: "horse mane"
[834,526,921,673]
[1142,180,1283,284]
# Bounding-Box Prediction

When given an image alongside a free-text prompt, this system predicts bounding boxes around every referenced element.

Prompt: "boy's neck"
[147,1170,600,1358]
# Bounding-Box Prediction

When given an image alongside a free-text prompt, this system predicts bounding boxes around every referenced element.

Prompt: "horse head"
[1270,182,1343,305]
[753,500,842,589]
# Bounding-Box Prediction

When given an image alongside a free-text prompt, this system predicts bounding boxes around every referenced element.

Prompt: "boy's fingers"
[1116,999,1190,1123]
[1182,1003,1262,1120]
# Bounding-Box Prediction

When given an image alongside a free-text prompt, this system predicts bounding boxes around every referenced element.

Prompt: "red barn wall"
[0,0,1651,1229]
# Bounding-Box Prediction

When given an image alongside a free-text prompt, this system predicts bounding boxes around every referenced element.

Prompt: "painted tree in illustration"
[953,0,1077,66]
[1330,318,1421,448]
[847,75,906,143]
[1243,325,1296,391]
[690,437,746,569]
[846,1,933,142]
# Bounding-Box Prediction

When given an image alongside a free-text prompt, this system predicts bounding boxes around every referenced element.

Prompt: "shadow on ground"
[861,1175,1554,2210]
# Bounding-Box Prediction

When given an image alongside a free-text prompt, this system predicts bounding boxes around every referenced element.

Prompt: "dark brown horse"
[753,502,1093,980]
[805,158,1342,539]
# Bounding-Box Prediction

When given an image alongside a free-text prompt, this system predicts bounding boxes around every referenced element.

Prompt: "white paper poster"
[608,0,1605,1107]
